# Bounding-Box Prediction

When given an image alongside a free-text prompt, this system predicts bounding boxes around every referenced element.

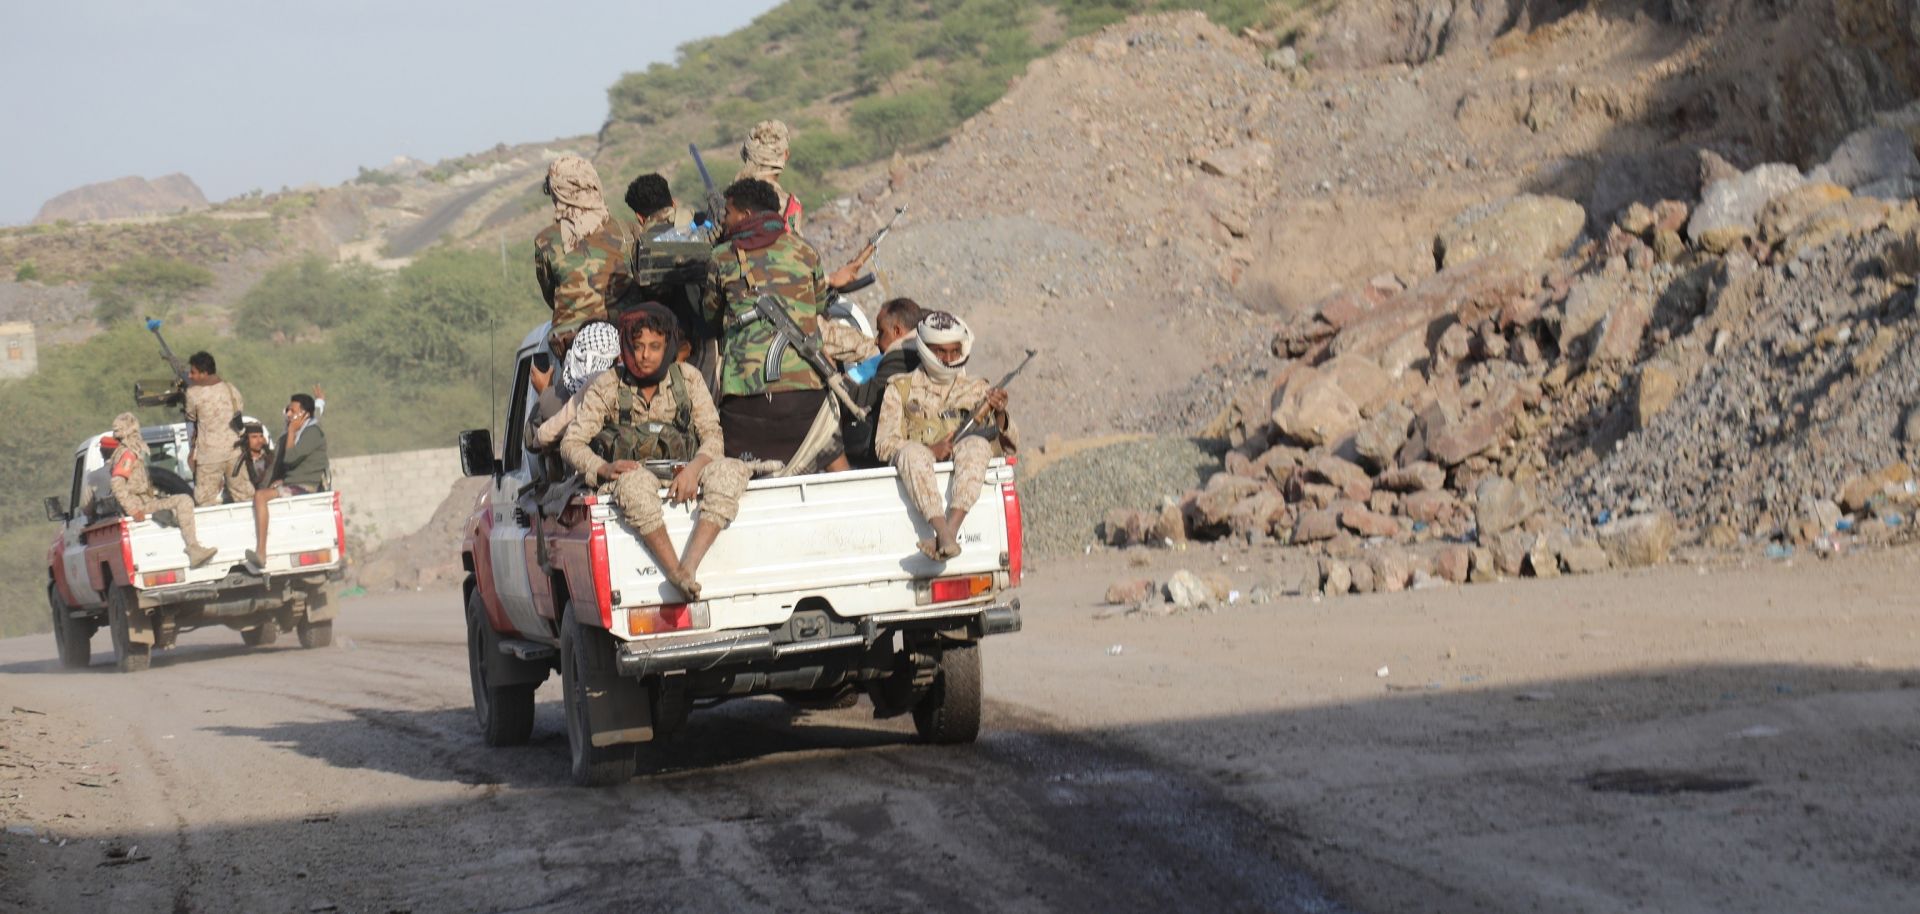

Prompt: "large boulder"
[1687,163,1806,253]
[1473,476,1537,535]
[1354,403,1415,473]
[1272,368,1363,448]
[1597,512,1677,568]
[1811,126,1920,190]
[1435,194,1587,270]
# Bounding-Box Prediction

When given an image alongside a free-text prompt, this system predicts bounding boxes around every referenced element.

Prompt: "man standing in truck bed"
[184,350,245,506]
[534,156,633,352]
[702,178,843,470]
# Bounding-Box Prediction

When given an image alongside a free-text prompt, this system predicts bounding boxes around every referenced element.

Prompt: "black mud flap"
[587,670,655,747]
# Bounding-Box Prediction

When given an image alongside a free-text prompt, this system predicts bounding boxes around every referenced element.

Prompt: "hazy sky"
[0,0,782,225]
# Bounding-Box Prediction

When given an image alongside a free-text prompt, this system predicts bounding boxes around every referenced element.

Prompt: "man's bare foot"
[917,537,944,560]
[666,567,702,600]
[936,531,962,559]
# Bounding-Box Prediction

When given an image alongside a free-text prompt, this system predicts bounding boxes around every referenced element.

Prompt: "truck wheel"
[49,585,93,670]
[560,603,637,787]
[912,641,982,744]
[296,620,333,648]
[107,585,150,674]
[467,590,534,747]
[241,624,279,647]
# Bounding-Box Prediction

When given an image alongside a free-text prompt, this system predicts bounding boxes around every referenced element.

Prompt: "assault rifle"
[829,203,908,293]
[750,294,865,420]
[132,317,189,409]
[940,348,1038,450]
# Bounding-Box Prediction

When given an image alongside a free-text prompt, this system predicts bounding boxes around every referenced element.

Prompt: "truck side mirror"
[458,429,499,478]
[44,496,70,523]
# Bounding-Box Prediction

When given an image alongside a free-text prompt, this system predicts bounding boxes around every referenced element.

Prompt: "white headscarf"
[913,310,972,384]
[561,320,620,396]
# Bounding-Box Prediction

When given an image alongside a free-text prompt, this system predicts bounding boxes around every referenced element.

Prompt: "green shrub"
[236,256,384,340]
[850,89,955,153]
[89,256,215,324]
[13,261,38,282]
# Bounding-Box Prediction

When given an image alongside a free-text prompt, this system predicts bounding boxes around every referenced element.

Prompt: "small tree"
[90,256,214,324]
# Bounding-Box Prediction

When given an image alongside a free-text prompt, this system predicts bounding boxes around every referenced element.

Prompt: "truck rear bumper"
[614,599,1021,679]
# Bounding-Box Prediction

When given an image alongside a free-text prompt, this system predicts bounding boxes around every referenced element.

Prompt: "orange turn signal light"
[929,574,993,604]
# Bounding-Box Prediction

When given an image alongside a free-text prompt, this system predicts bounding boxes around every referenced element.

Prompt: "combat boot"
[186,544,218,568]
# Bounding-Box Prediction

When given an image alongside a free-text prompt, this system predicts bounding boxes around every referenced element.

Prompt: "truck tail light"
[332,492,347,560]
[1000,476,1023,587]
[295,550,332,567]
[588,512,614,628]
[142,570,180,588]
[930,574,993,604]
[119,519,136,586]
[627,603,698,635]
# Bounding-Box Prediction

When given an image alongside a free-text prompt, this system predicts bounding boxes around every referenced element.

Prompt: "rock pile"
[1099,115,1920,597]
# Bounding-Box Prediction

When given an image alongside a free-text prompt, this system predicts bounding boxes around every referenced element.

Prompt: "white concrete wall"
[329,447,462,550]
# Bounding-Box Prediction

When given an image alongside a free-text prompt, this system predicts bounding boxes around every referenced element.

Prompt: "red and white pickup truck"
[43,422,346,672]
[459,324,1025,785]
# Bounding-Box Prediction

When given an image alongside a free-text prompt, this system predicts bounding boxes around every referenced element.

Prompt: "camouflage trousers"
[193,455,246,506]
[124,492,206,550]
[607,457,750,535]
[892,437,991,523]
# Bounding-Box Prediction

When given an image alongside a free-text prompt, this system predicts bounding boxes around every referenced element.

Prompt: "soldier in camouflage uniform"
[702,178,844,468]
[874,312,1017,560]
[534,156,634,345]
[560,304,749,599]
[107,412,218,568]
[736,120,803,234]
[183,350,246,506]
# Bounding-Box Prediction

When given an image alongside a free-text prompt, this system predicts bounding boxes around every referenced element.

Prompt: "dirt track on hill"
[5,544,1920,913]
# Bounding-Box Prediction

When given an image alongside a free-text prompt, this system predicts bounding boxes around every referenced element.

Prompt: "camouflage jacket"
[559,363,725,486]
[107,445,160,509]
[702,217,828,398]
[534,218,635,333]
[874,369,1019,463]
[183,379,243,462]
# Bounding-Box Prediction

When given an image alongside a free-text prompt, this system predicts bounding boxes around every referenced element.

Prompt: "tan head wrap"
[546,156,610,252]
[737,119,791,181]
[111,412,148,458]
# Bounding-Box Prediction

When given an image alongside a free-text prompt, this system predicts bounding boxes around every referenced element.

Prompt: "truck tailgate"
[601,462,1015,628]
[127,491,343,584]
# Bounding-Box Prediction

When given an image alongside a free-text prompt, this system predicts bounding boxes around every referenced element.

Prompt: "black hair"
[188,351,215,375]
[625,305,678,342]
[624,173,673,218]
[878,298,924,332]
[723,178,781,215]
[290,393,316,416]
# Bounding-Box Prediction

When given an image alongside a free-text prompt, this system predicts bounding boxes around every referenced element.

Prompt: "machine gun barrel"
[688,143,726,243]
[132,317,189,408]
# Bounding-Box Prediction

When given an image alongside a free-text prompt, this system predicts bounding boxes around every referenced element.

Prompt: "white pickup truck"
[43,422,346,672]
[459,324,1024,785]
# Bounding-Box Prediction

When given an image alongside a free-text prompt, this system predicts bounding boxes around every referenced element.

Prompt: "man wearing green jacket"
[246,393,329,571]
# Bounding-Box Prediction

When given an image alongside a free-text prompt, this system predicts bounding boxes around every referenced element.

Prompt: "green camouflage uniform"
[534,219,635,333]
[702,217,829,399]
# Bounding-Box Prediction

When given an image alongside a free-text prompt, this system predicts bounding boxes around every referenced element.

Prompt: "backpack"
[590,366,697,463]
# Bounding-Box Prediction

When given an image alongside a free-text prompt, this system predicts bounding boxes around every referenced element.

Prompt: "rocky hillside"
[33,173,207,224]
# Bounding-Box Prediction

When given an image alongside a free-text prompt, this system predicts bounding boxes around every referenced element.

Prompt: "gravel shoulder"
[3,545,1919,913]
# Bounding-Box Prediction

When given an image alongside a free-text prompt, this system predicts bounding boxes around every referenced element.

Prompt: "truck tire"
[912,641,982,744]
[296,620,333,648]
[241,624,279,647]
[467,590,535,747]
[107,585,150,674]
[49,585,93,670]
[560,603,637,787]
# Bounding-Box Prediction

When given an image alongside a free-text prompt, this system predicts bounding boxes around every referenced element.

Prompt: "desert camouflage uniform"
[108,445,207,551]
[874,370,1019,524]
[534,219,635,333]
[558,362,749,535]
[184,379,244,506]
[702,218,829,399]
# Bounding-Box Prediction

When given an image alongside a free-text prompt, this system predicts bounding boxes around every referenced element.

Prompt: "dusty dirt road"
[5,543,1920,913]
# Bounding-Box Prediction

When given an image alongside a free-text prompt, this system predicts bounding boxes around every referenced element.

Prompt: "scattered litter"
[1732,725,1782,739]
[1593,509,1613,526]
[1227,589,1241,604]
[1764,543,1794,560]
[1459,674,1486,684]
[6,824,39,837]
[338,586,368,599]
[10,706,45,716]
[302,814,335,824]
[1375,666,1390,678]
[1107,644,1125,656]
